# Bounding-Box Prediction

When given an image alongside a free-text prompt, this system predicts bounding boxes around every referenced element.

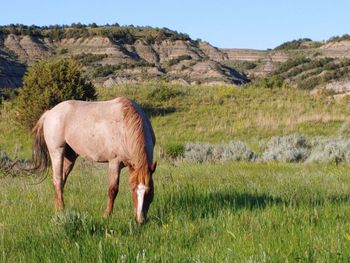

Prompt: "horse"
[31,96,157,224]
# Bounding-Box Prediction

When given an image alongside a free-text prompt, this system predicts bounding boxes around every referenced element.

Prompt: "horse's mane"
[120,97,153,187]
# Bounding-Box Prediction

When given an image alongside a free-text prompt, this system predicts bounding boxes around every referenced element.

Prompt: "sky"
[1,0,350,50]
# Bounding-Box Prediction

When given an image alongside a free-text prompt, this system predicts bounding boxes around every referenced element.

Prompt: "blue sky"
[1,0,349,50]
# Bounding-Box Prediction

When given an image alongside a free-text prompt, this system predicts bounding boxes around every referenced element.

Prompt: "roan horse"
[32,96,156,224]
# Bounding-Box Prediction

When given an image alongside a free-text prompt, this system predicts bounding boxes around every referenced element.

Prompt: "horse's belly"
[65,122,124,162]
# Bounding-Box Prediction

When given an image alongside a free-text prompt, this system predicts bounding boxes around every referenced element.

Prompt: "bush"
[297,76,322,90]
[0,150,12,175]
[306,138,350,164]
[0,149,32,176]
[16,58,96,129]
[212,141,256,162]
[161,142,185,160]
[145,86,185,102]
[73,52,108,66]
[183,141,256,163]
[250,76,284,89]
[274,38,320,50]
[222,60,257,75]
[167,55,192,67]
[93,61,154,78]
[171,136,350,164]
[0,87,18,103]
[52,210,89,239]
[261,134,309,162]
[184,143,214,163]
[275,57,311,75]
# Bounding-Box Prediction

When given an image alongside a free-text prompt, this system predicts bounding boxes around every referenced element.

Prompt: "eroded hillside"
[0,25,247,88]
[2,25,350,94]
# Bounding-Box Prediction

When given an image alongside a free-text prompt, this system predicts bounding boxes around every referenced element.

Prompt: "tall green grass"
[2,83,350,159]
[98,83,350,146]
[1,163,350,262]
[1,83,350,262]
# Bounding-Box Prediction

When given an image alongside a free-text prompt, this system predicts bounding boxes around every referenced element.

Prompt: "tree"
[16,57,96,129]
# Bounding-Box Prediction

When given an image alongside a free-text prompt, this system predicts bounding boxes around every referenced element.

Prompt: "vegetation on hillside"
[0,23,191,44]
[269,56,350,89]
[327,33,350,42]
[221,60,258,74]
[274,38,322,50]
[167,55,193,67]
[73,53,108,65]
[2,82,350,159]
[92,61,156,78]
[0,87,18,103]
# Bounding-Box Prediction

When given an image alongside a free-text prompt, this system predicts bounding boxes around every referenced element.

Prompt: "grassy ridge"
[98,83,350,146]
[0,24,190,44]
[1,83,350,159]
[1,163,350,262]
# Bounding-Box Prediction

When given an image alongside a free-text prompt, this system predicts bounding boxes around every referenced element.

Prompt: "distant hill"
[0,24,247,88]
[221,35,350,95]
[1,24,350,95]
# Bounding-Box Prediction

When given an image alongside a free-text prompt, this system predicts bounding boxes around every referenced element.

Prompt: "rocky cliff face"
[4,35,52,62]
[0,48,26,88]
[0,33,247,88]
[3,25,350,90]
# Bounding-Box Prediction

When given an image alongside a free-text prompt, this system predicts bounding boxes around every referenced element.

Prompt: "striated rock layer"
[0,33,248,88]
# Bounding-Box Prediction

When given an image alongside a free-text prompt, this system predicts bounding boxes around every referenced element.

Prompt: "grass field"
[1,83,350,158]
[1,83,350,262]
[1,162,350,262]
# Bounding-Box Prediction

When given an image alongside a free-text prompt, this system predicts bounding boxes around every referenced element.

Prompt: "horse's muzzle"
[136,213,146,224]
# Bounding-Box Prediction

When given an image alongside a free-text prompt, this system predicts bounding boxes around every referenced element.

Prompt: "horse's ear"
[150,161,157,173]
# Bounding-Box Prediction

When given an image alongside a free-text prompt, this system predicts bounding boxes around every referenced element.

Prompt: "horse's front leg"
[104,159,123,217]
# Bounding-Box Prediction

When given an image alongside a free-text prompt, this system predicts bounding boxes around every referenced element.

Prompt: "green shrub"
[328,34,350,42]
[15,58,96,129]
[93,61,154,77]
[162,142,185,160]
[59,48,68,55]
[275,57,311,75]
[250,76,284,89]
[274,38,321,50]
[52,210,89,239]
[145,86,185,102]
[167,55,192,67]
[222,60,257,73]
[73,53,108,66]
[297,76,321,90]
[0,87,18,103]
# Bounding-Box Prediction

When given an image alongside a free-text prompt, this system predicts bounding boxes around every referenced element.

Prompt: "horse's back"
[44,98,129,162]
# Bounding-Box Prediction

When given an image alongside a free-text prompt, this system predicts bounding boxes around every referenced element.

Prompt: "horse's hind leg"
[49,147,65,210]
[62,145,78,186]
[104,159,124,217]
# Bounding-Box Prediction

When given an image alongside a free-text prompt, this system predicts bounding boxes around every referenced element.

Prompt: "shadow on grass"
[142,105,177,117]
[153,189,283,222]
[153,188,350,223]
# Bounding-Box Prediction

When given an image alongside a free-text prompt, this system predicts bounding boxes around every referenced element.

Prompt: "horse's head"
[130,161,157,224]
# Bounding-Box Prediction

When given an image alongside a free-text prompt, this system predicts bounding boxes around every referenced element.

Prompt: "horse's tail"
[31,111,50,173]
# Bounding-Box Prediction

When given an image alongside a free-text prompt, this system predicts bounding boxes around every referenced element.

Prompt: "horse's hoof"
[103,211,111,218]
